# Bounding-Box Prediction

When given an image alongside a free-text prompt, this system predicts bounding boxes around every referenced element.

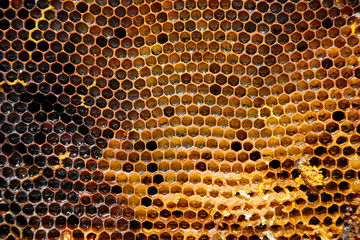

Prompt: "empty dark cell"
[314,146,327,156]
[231,142,242,152]
[5,214,15,225]
[162,106,174,117]
[22,154,33,166]
[271,24,282,35]
[72,115,83,125]
[13,61,23,72]
[5,50,17,61]
[29,190,41,203]
[35,203,47,215]
[24,41,36,52]
[297,41,308,51]
[141,197,152,207]
[78,125,89,135]
[24,19,36,30]
[16,215,27,227]
[309,217,320,225]
[210,84,221,95]
[15,143,26,154]
[153,174,164,184]
[244,0,255,10]
[76,2,88,12]
[55,169,66,179]
[322,18,333,29]
[8,134,20,144]
[52,84,63,95]
[39,83,50,94]
[32,72,43,83]
[337,157,348,168]
[66,123,77,134]
[6,71,17,82]
[115,27,126,38]
[48,179,59,189]
[0,62,10,72]
[43,168,53,178]
[17,52,29,64]
[70,33,81,44]
[157,33,168,44]
[129,220,140,230]
[9,152,22,166]
[263,13,275,26]
[147,186,158,195]
[22,204,34,217]
[57,52,69,63]
[147,163,158,173]
[64,85,75,95]
[333,111,345,122]
[96,36,107,47]
[54,104,64,113]
[34,133,46,144]
[64,63,75,74]
[21,133,33,144]
[339,181,349,191]
[9,179,20,191]
[50,42,62,52]
[102,129,114,139]
[0,225,10,238]
[61,180,73,192]
[1,123,14,134]
[146,141,157,151]
[111,185,122,194]
[322,59,333,69]
[244,22,256,33]
[38,62,49,73]
[44,30,55,41]
[277,13,288,24]
[250,151,261,161]
[56,10,68,21]
[269,160,280,169]
[326,122,339,133]
[64,42,75,53]
[343,146,355,156]
[69,10,81,21]
[0,19,9,30]
[55,190,67,202]
[37,19,49,30]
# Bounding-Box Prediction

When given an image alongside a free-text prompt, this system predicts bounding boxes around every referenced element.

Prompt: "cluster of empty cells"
[1,0,360,239]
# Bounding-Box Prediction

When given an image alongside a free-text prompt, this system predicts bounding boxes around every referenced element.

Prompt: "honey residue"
[0,80,29,87]
[351,21,357,36]
[61,230,72,240]
[258,179,273,199]
[296,157,324,187]
[262,230,276,240]
[29,5,54,43]
[80,80,97,108]
[173,193,182,204]
[57,151,70,167]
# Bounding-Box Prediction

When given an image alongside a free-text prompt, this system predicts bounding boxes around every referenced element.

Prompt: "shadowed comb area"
[1,0,360,239]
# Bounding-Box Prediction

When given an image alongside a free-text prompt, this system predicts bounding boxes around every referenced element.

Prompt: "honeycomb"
[1,0,360,239]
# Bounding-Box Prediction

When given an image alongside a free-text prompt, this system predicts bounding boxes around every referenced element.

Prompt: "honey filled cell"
[1,0,360,239]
